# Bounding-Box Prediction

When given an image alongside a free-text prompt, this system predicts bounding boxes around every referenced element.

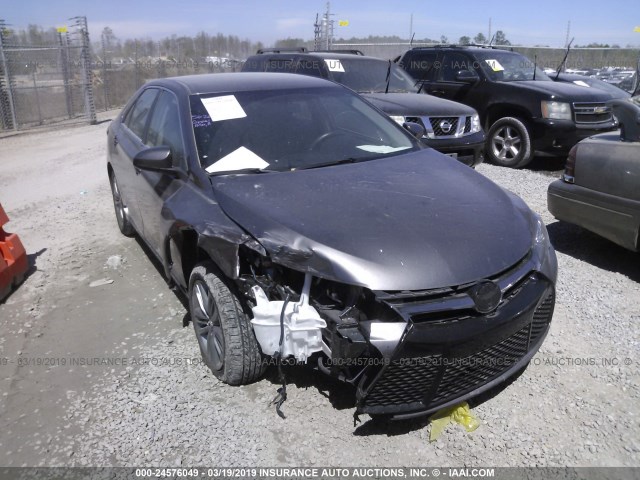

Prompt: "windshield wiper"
[207,167,278,176]
[555,38,574,80]
[385,60,392,94]
[298,157,371,170]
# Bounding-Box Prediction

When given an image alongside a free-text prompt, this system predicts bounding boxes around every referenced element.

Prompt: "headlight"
[470,114,481,133]
[541,101,572,120]
[390,115,405,125]
[533,214,548,246]
[531,213,557,284]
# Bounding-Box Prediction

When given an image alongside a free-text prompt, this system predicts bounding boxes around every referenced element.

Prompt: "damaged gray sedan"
[107,72,557,420]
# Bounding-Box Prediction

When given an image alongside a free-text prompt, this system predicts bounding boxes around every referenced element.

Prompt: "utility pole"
[564,21,571,48]
[409,13,413,42]
[314,13,322,51]
[70,16,96,124]
[324,2,334,50]
[488,17,492,44]
[314,3,334,51]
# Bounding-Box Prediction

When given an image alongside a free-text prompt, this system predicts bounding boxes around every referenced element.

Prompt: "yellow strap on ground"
[429,401,480,442]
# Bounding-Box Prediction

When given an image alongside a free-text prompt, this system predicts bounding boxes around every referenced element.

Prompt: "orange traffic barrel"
[0,204,28,301]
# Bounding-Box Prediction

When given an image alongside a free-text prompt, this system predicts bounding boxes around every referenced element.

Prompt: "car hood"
[211,150,532,291]
[509,80,615,101]
[361,92,475,117]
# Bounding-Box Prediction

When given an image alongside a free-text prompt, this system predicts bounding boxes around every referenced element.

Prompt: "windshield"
[328,58,418,93]
[189,86,418,174]
[474,50,550,82]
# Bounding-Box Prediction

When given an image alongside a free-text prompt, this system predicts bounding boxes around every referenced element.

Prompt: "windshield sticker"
[201,95,247,122]
[205,146,269,174]
[192,114,212,128]
[573,80,590,88]
[324,59,345,72]
[485,59,505,72]
[356,145,412,154]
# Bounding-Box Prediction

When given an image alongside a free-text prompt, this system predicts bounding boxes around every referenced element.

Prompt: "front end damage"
[236,244,555,420]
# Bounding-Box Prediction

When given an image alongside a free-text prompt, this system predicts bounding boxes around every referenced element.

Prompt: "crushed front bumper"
[355,271,555,418]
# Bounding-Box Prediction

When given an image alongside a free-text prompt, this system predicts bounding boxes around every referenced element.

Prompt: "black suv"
[397,46,619,168]
[242,49,484,167]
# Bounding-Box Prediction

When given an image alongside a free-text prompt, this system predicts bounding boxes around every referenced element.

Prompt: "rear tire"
[486,117,533,168]
[109,171,135,236]
[188,261,265,385]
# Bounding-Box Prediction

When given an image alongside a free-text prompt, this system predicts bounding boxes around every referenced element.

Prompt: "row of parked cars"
[243,45,632,168]
[105,43,637,423]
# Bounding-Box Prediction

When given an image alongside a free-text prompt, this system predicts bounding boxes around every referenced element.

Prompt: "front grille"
[365,355,441,407]
[360,289,555,413]
[430,326,530,403]
[530,290,554,343]
[464,116,471,133]
[573,102,613,124]
[429,116,459,136]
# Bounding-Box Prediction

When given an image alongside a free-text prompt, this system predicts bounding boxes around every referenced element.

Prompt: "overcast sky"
[3,0,639,47]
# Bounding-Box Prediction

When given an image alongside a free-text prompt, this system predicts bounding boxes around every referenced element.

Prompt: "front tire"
[486,117,533,168]
[188,261,265,385]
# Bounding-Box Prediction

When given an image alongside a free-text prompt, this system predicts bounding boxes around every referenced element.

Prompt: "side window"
[439,53,475,82]
[123,88,159,140]
[400,52,438,79]
[264,57,297,73]
[296,58,325,78]
[146,91,186,168]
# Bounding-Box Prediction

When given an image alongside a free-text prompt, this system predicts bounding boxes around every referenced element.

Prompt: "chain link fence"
[0,17,242,132]
[0,17,96,131]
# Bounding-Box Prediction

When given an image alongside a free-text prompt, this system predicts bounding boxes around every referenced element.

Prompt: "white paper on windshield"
[357,145,411,154]
[205,147,269,174]
[485,59,505,72]
[201,95,247,122]
[573,80,590,88]
[324,59,345,72]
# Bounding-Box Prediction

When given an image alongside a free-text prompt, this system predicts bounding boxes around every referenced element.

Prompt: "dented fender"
[161,181,267,289]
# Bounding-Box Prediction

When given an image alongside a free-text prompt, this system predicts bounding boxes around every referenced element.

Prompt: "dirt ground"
[0,116,638,469]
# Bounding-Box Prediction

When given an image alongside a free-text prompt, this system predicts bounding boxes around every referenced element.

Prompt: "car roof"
[409,45,512,51]
[250,51,386,62]
[147,72,338,95]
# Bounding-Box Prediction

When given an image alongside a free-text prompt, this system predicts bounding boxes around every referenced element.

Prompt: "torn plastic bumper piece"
[355,272,555,419]
[0,204,28,301]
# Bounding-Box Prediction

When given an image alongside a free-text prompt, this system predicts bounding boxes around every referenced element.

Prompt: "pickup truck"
[397,46,619,168]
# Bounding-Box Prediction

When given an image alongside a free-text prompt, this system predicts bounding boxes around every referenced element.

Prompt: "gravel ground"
[0,121,638,468]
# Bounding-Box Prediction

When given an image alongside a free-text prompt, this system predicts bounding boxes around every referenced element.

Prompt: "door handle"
[113,135,119,147]
[431,90,445,96]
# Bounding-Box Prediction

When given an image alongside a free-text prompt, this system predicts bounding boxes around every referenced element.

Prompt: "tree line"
[5,24,636,63]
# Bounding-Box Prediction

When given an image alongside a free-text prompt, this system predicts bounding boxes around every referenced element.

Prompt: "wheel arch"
[167,224,264,291]
[484,104,532,130]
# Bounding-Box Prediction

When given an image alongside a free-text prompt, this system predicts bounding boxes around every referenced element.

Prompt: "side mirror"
[455,70,479,83]
[403,121,425,139]
[133,146,174,172]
